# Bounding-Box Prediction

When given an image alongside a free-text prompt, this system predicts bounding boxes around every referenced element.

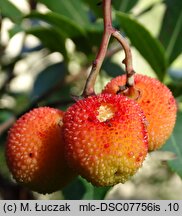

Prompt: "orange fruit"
[103,74,177,150]
[63,94,148,186]
[6,107,75,194]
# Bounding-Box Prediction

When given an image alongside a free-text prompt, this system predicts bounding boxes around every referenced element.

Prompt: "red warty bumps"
[6,107,75,194]
[103,74,177,151]
[63,94,148,186]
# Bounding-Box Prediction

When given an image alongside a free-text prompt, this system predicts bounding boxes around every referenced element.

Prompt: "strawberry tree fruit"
[103,74,177,150]
[6,107,76,194]
[63,94,148,186]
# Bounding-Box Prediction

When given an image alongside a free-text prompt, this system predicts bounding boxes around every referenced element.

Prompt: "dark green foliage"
[162,111,182,177]
[116,12,167,81]
[159,0,182,64]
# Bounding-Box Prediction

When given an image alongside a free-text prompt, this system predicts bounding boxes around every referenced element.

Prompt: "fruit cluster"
[5,74,177,194]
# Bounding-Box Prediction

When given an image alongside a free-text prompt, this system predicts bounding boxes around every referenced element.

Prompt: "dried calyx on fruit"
[63,93,148,186]
[6,107,76,194]
[103,74,177,151]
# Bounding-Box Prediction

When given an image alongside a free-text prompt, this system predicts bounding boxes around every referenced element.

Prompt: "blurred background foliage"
[0,0,182,200]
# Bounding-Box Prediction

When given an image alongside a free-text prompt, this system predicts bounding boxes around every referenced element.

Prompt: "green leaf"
[92,186,111,200]
[81,178,111,200]
[0,146,9,177]
[8,24,23,38]
[81,0,103,18]
[37,0,89,26]
[0,110,13,124]
[103,59,125,77]
[62,177,86,200]
[26,11,85,38]
[162,111,182,178]
[159,0,182,64]
[0,0,23,23]
[62,176,110,200]
[167,83,182,98]
[167,69,182,97]
[30,62,66,101]
[26,27,66,55]
[116,12,167,81]
[113,0,139,12]
[73,23,103,55]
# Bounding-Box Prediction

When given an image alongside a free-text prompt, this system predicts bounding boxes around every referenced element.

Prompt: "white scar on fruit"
[97,104,115,122]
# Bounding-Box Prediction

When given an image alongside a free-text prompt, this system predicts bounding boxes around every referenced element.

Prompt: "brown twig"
[82,0,114,97]
[112,31,135,87]
[82,0,135,97]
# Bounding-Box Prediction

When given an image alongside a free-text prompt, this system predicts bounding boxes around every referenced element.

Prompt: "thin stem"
[112,31,135,87]
[82,0,114,97]
[82,0,135,97]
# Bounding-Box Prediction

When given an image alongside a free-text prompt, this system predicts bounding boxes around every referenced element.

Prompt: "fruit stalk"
[112,31,135,88]
[82,0,113,97]
[82,0,135,97]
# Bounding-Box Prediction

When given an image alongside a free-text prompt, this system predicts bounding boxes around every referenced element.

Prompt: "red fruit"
[103,74,177,150]
[6,107,75,194]
[63,94,148,186]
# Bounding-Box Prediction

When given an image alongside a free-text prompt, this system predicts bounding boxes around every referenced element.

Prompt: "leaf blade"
[162,111,182,178]
[159,0,182,64]
[37,0,89,26]
[26,11,85,38]
[113,0,139,12]
[26,26,66,55]
[0,0,23,23]
[116,12,168,80]
[30,62,66,102]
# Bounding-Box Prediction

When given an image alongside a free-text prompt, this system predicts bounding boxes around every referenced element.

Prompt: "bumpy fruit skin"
[103,74,177,151]
[63,94,148,186]
[6,107,75,194]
